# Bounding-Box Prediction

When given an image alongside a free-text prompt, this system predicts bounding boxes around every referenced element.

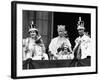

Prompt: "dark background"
[53,12,91,48]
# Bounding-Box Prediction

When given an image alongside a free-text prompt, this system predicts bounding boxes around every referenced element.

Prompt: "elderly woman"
[49,25,73,60]
[23,23,48,60]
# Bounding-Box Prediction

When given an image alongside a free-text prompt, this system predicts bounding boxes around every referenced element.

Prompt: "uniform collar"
[79,34,85,38]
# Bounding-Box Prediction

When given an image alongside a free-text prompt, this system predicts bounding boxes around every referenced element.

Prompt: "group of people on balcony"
[23,17,91,60]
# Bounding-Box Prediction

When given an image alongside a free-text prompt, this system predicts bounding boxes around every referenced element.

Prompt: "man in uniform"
[73,17,91,60]
[49,25,73,60]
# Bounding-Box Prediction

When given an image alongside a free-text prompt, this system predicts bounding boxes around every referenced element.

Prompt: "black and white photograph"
[11,1,97,79]
[22,11,91,69]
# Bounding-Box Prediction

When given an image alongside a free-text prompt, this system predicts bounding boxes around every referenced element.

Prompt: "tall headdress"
[77,17,85,30]
[57,25,66,31]
[29,21,38,32]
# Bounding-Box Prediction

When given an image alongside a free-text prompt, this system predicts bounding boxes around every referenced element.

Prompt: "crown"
[77,17,85,30]
[57,25,65,30]
[29,21,38,32]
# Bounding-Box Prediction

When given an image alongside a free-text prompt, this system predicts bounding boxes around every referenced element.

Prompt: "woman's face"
[57,29,65,37]
[30,31,37,38]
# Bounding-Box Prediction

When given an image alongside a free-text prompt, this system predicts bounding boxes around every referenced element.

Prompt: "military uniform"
[75,34,91,59]
[74,17,91,59]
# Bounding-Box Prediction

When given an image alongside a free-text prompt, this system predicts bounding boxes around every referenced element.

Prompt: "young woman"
[23,24,48,60]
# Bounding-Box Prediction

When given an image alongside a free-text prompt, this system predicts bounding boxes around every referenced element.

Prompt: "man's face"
[30,31,37,38]
[78,29,84,36]
[57,28,65,37]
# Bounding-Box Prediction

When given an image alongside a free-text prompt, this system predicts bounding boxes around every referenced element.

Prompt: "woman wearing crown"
[23,21,48,60]
[49,25,73,60]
